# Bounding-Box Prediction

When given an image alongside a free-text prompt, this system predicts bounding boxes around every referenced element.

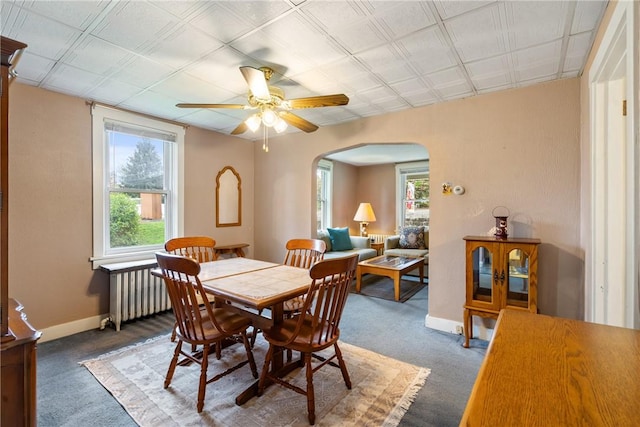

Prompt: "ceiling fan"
[176,66,349,135]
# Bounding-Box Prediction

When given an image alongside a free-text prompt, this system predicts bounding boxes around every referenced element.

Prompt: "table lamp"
[353,202,376,237]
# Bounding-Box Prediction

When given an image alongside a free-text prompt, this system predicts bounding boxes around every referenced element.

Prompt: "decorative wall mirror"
[216,166,241,227]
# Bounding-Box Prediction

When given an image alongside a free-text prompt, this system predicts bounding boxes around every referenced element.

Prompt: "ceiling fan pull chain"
[263,126,269,153]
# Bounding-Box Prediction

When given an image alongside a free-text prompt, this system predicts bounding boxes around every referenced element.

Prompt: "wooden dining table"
[153,256,313,405]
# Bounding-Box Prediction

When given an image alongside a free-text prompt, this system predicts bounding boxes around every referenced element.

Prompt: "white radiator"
[368,233,393,244]
[99,259,171,331]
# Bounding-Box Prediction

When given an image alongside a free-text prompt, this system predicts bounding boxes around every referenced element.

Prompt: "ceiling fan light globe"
[274,117,288,133]
[246,114,261,132]
[262,108,278,127]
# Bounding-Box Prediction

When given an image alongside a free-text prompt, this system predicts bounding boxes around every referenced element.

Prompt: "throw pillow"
[327,227,353,251]
[399,226,426,249]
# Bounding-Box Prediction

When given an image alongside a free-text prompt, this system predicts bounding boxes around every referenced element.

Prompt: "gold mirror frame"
[216,166,241,227]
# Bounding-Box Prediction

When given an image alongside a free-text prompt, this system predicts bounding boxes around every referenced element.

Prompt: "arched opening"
[313,142,430,240]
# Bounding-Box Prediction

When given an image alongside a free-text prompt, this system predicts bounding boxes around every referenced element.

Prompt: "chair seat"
[177,307,252,342]
[263,317,338,353]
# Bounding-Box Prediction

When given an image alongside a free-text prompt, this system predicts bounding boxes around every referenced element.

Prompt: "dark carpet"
[351,274,427,302]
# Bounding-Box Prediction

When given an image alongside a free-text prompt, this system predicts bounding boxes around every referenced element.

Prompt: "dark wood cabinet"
[462,235,540,348]
[1,35,40,426]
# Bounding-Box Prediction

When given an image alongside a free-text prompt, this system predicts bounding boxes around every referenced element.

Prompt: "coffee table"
[356,255,424,301]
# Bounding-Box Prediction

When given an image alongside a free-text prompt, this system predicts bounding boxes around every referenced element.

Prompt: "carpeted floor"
[351,274,427,302]
[82,334,429,426]
[37,284,488,426]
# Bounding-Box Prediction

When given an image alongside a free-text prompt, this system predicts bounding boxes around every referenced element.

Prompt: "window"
[91,105,184,268]
[396,161,429,230]
[317,159,333,231]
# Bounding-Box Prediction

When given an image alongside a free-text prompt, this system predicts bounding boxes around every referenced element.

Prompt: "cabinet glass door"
[471,246,493,303]
[506,248,529,308]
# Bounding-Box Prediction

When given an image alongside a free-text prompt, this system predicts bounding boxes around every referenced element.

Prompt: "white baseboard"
[424,314,494,340]
[424,314,463,335]
[38,314,109,343]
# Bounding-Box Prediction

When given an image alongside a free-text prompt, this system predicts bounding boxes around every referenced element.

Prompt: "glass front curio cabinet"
[463,236,541,348]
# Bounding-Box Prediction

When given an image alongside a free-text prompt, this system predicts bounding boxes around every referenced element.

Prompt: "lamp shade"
[353,203,376,222]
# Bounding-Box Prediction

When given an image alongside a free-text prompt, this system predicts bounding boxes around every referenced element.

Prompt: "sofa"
[317,229,377,261]
[384,227,429,266]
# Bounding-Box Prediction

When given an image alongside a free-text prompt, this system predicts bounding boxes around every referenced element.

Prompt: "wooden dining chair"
[250,238,327,350]
[164,236,217,262]
[164,236,218,346]
[155,252,258,413]
[257,254,358,425]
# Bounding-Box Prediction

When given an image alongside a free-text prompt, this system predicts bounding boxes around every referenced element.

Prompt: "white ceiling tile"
[397,26,457,74]
[425,67,468,89]
[373,97,411,112]
[110,55,175,89]
[402,89,439,107]
[355,43,401,72]
[318,58,380,92]
[356,85,402,104]
[184,48,253,93]
[11,52,56,82]
[505,1,568,50]
[465,55,512,90]
[85,79,143,105]
[513,40,562,75]
[389,77,429,96]
[262,13,344,65]
[145,24,223,69]
[220,1,292,28]
[445,3,506,62]
[374,62,418,85]
[434,1,496,20]
[92,2,180,54]
[18,0,111,30]
[229,30,316,77]
[64,35,134,76]
[120,90,183,120]
[2,5,82,60]
[329,19,388,54]
[152,1,210,20]
[152,73,236,104]
[43,64,104,96]
[185,3,253,42]
[477,83,511,95]
[372,2,436,40]
[300,1,366,30]
[571,1,607,35]
[436,82,473,100]
[563,32,594,73]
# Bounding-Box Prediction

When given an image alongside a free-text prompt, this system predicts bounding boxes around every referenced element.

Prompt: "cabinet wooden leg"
[463,309,471,348]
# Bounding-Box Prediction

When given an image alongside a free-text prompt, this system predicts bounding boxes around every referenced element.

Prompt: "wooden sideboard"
[460,309,640,426]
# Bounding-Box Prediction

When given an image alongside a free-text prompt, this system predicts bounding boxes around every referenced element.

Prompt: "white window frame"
[395,161,430,232]
[91,105,184,268]
[317,159,333,231]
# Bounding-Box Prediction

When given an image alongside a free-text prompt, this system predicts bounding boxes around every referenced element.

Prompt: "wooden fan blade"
[286,94,349,109]
[230,122,248,135]
[279,111,319,133]
[239,66,270,101]
[176,103,246,109]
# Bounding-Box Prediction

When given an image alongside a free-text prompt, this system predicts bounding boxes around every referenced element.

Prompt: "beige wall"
[7,84,255,330]
[254,78,583,326]
[8,66,583,333]
[354,163,399,236]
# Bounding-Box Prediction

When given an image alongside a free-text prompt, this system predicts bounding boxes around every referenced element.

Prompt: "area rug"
[351,275,427,303]
[82,334,430,427]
